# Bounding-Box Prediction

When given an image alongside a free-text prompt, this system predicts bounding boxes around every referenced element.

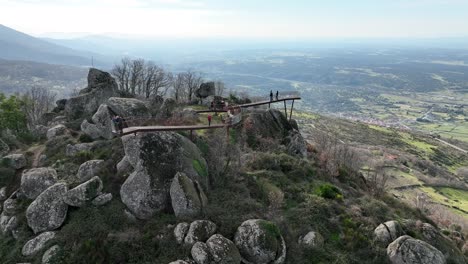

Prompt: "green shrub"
[192,159,208,178]
[73,151,93,164]
[314,183,343,200]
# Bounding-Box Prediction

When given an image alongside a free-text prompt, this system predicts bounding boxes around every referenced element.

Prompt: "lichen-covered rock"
[387,235,446,264]
[170,172,208,218]
[120,132,208,219]
[174,222,190,244]
[374,220,404,247]
[419,223,465,264]
[192,242,212,264]
[64,68,118,120]
[81,104,114,140]
[26,183,68,234]
[107,97,151,118]
[285,130,307,158]
[22,231,56,256]
[92,193,112,206]
[76,159,105,183]
[63,176,103,207]
[3,197,19,215]
[2,153,27,169]
[298,231,324,249]
[0,186,7,200]
[21,167,58,199]
[185,220,217,246]
[65,142,94,156]
[234,219,286,264]
[42,245,60,264]
[116,156,133,176]
[0,212,18,234]
[244,109,292,140]
[46,125,67,140]
[206,234,241,264]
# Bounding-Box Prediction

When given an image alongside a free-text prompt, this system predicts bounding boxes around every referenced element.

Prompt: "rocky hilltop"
[0,68,466,264]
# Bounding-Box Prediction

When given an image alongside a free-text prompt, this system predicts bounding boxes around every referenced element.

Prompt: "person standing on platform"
[270,90,273,101]
[276,90,279,100]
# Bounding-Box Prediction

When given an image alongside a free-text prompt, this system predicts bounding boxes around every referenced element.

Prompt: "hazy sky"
[1,0,468,39]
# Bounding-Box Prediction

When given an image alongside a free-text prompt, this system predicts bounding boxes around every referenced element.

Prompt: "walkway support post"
[283,100,287,117]
[289,100,295,121]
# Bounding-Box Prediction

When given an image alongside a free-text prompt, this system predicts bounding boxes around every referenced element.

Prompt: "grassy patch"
[192,159,208,178]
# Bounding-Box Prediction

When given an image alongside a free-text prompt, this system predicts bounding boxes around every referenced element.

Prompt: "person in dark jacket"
[270,90,273,101]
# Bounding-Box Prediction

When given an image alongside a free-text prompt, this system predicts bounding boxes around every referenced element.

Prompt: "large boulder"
[26,183,68,234]
[46,125,67,140]
[22,231,56,256]
[185,220,217,246]
[419,223,466,264]
[387,235,445,264]
[120,132,208,219]
[76,160,105,183]
[63,176,103,207]
[2,153,27,169]
[21,167,58,199]
[191,234,241,264]
[170,172,208,218]
[81,104,114,140]
[116,156,133,176]
[243,109,293,143]
[64,68,118,120]
[65,142,94,156]
[374,220,404,247]
[195,82,216,99]
[107,97,151,119]
[234,219,286,264]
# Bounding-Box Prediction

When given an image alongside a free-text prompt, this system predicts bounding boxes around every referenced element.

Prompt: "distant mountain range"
[0,24,110,67]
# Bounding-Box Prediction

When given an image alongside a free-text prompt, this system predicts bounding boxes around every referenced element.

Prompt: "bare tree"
[184,70,203,102]
[21,86,56,128]
[142,62,172,98]
[130,59,145,95]
[172,72,186,102]
[111,57,131,92]
[364,163,391,198]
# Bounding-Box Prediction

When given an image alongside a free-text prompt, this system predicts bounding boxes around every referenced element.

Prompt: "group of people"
[270,90,279,101]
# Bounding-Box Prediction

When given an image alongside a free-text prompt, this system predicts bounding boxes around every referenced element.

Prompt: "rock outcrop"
[285,130,307,158]
[374,220,404,247]
[191,234,241,264]
[387,235,445,264]
[22,231,56,256]
[234,219,286,264]
[107,97,151,118]
[46,125,67,140]
[21,167,58,199]
[63,176,103,207]
[0,138,9,158]
[0,213,18,235]
[195,82,216,99]
[185,220,217,246]
[76,160,105,183]
[64,68,118,120]
[419,223,465,264]
[81,104,114,140]
[2,153,27,169]
[120,132,208,219]
[174,222,190,244]
[170,172,208,218]
[65,142,94,157]
[26,183,68,234]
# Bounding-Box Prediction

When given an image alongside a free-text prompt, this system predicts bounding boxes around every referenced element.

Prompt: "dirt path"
[435,138,467,154]
[29,145,46,168]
